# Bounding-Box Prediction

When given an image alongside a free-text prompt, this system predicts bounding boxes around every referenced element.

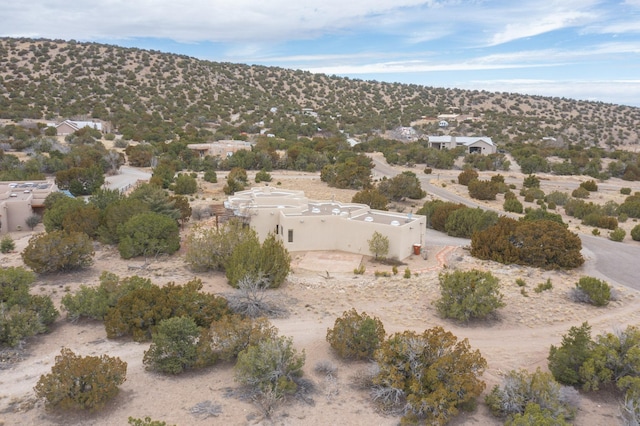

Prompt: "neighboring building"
[427,135,497,154]
[54,120,105,136]
[224,187,427,260]
[187,140,255,158]
[437,113,460,121]
[0,180,58,233]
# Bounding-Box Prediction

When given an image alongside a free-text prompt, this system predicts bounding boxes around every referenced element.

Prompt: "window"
[288,229,293,243]
[275,224,279,234]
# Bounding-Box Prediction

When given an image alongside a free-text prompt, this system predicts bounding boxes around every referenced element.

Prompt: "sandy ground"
[1,167,639,426]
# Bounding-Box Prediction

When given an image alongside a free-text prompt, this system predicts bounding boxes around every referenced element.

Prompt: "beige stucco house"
[0,180,57,233]
[54,120,105,136]
[427,135,496,154]
[224,187,427,260]
[187,140,255,158]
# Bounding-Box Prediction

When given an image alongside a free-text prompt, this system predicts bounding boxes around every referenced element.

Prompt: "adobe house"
[0,180,58,233]
[187,140,255,158]
[427,135,496,154]
[224,187,427,260]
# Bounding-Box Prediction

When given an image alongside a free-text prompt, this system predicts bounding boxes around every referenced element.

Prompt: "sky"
[1,0,639,107]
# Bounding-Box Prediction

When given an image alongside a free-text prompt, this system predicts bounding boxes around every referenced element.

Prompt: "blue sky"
[1,0,639,106]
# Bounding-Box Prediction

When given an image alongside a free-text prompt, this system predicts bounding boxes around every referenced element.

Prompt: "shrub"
[631,224,640,241]
[503,198,523,213]
[143,317,214,374]
[326,309,386,360]
[128,417,174,426]
[34,348,127,411]
[521,208,565,225]
[548,322,593,386]
[472,218,583,270]
[520,187,545,200]
[0,235,15,253]
[582,213,618,230]
[0,267,58,346]
[485,368,576,421]
[580,180,598,191]
[403,268,411,278]
[506,403,570,425]
[444,207,498,238]
[185,219,257,272]
[255,169,272,183]
[235,335,305,399]
[203,170,217,183]
[457,168,478,186]
[573,276,611,306]
[378,171,426,201]
[22,230,94,273]
[429,202,466,232]
[435,270,505,322]
[609,227,626,242]
[621,187,632,195]
[468,179,498,200]
[117,212,180,259]
[225,233,291,289]
[351,188,388,210]
[61,273,153,321]
[373,327,487,425]
[104,279,230,341]
[209,315,278,361]
[172,173,197,195]
[523,174,540,188]
[534,279,553,293]
[545,191,570,206]
[571,186,590,198]
[580,326,640,392]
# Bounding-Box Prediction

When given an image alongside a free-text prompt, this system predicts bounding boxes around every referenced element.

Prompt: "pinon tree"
[22,231,94,273]
[117,212,180,259]
[352,188,389,210]
[378,171,426,201]
[0,267,58,347]
[225,233,291,289]
[435,269,505,322]
[326,309,386,360]
[34,348,127,411]
[372,327,487,425]
[471,218,584,269]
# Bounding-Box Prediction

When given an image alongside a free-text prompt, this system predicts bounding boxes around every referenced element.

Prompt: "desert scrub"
[435,269,505,322]
[34,348,127,411]
[534,279,553,293]
[326,309,385,360]
[571,276,611,306]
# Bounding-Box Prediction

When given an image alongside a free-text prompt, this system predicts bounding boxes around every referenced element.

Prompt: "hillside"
[1,37,639,149]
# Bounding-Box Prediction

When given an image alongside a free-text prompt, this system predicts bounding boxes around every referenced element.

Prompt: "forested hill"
[0,37,639,148]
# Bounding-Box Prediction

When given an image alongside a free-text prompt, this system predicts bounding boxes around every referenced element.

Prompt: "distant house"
[427,135,496,154]
[224,187,427,260]
[186,140,255,158]
[54,120,104,136]
[439,120,449,128]
[0,180,58,233]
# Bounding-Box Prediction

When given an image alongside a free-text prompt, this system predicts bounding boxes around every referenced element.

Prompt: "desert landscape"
[1,160,640,426]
